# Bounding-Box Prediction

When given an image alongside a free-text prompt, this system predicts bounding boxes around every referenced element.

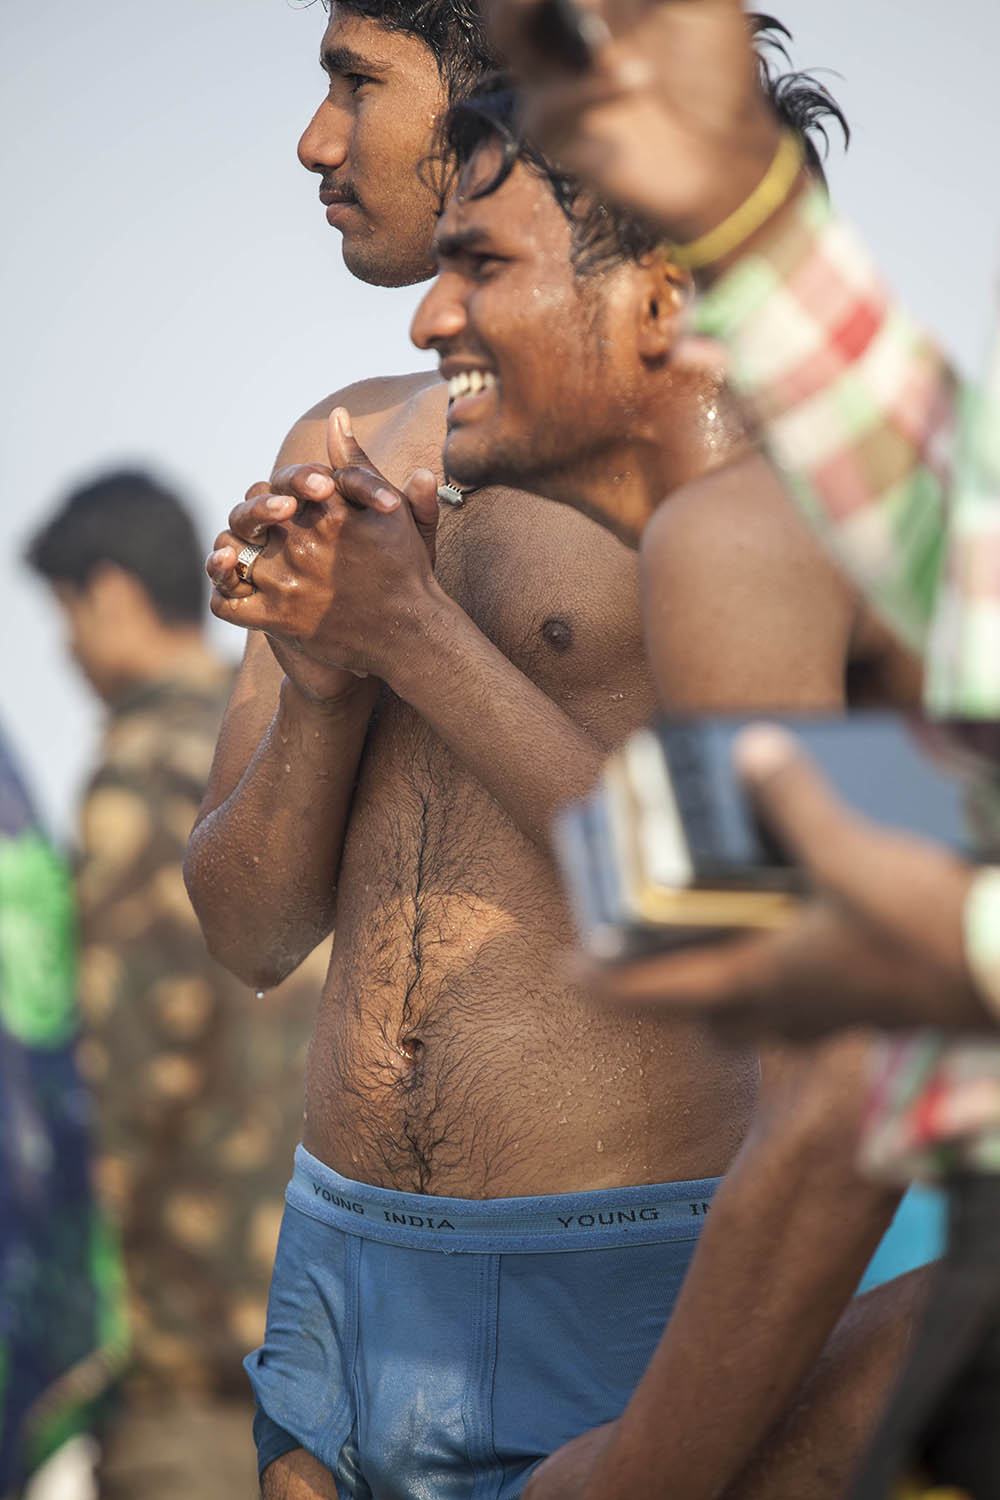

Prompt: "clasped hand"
[207,408,440,695]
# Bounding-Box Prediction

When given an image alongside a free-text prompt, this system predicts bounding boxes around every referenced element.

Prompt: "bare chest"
[431,488,652,717]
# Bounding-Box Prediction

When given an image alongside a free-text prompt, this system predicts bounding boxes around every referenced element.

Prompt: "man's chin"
[443,436,512,492]
[341,235,435,290]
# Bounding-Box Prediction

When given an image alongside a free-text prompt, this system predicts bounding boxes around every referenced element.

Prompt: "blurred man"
[27,470,321,1500]
[186,6,935,1494]
[484,1,1000,1491]
[0,723,120,1495]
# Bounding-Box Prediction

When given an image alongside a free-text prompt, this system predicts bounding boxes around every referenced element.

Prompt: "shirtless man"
[185,8,928,1496]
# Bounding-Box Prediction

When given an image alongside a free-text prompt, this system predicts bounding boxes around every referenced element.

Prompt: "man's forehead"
[321,4,425,67]
[434,194,497,254]
[438,151,565,247]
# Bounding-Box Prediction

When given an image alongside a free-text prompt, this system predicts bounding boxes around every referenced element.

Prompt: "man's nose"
[410,276,468,352]
[297,99,349,175]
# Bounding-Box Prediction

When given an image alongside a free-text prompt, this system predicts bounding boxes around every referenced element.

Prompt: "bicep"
[639,457,856,713]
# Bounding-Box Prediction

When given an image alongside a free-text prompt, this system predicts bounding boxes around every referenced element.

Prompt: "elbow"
[182,852,296,991]
[204,930,296,992]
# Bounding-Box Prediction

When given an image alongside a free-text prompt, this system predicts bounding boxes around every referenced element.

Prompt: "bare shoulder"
[646,449,846,569]
[273,370,444,474]
[639,450,857,711]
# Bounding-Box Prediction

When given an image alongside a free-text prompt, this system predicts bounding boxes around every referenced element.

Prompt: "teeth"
[447,370,496,402]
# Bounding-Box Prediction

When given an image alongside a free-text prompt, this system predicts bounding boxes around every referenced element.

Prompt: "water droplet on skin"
[610,691,624,702]
[255,991,265,1001]
[596,1139,605,1153]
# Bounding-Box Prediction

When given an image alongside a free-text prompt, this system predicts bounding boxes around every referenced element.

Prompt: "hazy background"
[3,0,1000,841]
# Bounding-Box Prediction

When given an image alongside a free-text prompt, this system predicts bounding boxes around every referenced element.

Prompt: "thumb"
[733,724,864,891]
[326,407,377,473]
[403,468,440,560]
[736,723,975,968]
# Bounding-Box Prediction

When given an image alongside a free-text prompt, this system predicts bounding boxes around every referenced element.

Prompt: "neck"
[545,372,752,548]
[105,625,216,704]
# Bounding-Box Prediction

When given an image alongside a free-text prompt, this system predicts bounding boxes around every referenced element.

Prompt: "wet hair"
[330,0,499,102]
[443,14,849,276]
[26,468,205,624]
[752,14,849,181]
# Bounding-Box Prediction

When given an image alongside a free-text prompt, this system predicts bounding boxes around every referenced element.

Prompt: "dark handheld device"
[553,713,976,962]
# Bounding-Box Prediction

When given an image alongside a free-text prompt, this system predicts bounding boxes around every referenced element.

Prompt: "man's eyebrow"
[432,225,495,260]
[320,44,389,77]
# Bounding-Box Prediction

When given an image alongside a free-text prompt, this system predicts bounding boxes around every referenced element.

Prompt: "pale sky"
[3,0,999,840]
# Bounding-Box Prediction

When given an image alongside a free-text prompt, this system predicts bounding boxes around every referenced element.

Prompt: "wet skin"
[297,6,448,287]
[193,6,761,1195]
[278,378,758,1195]
[190,16,933,1496]
[192,19,904,1199]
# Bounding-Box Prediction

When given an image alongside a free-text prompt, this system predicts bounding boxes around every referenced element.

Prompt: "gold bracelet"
[665,130,804,271]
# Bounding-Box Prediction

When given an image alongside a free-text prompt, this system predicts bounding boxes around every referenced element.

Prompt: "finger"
[326,407,382,477]
[734,724,974,969]
[733,725,867,883]
[403,469,440,530]
[564,932,766,1009]
[209,583,276,632]
[269,464,338,502]
[227,491,298,542]
[206,539,253,599]
[710,906,989,1039]
[523,49,649,149]
[488,0,619,84]
[334,464,402,515]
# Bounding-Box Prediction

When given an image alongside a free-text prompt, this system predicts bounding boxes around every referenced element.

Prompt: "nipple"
[541,617,573,651]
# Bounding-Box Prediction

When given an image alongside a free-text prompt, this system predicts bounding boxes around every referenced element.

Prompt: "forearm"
[570,1090,899,1498]
[524,1267,928,1500]
[184,671,377,986]
[387,586,605,848]
[724,1267,930,1500]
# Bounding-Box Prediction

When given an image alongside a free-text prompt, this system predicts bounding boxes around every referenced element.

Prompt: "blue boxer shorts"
[246,1146,722,1498]
[247,1147,943,1498]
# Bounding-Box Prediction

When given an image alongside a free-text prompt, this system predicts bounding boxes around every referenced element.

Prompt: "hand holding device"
[554,712,974,962]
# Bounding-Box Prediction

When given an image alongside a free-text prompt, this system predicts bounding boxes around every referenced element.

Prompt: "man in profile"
[188,6,934,1493]
[27,469,321,1500]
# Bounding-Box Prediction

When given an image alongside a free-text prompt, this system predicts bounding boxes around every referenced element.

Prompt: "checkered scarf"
[697,186,1000,1180]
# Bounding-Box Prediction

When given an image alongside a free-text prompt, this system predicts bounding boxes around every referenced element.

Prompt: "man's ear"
[636,252,694,363]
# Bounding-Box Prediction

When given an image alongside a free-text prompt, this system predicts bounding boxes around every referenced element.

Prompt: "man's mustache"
[320,179,361,204]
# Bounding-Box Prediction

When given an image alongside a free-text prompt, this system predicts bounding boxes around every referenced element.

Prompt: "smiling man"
[186,10,929,1499]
